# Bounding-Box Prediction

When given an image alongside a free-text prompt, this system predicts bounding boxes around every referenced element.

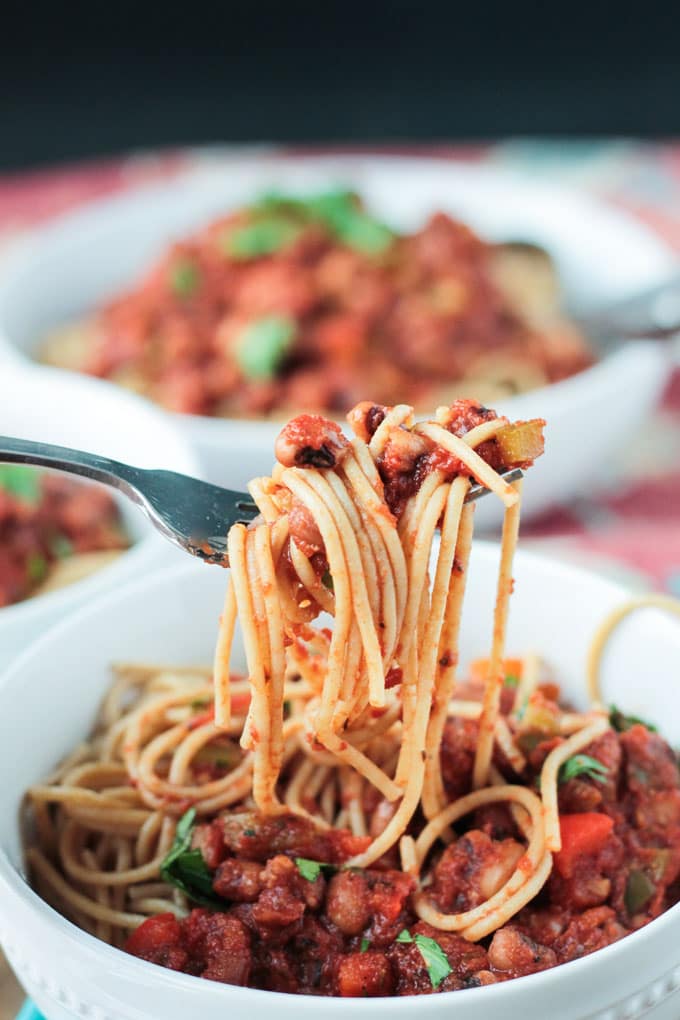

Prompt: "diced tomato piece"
[336,952,394,997]
[126,913,181,955]
[328,828,372,862]
[554,813,614,878]
[188,708,215,730]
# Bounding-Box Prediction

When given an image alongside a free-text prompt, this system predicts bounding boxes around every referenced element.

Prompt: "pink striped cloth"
[1,143,678,593]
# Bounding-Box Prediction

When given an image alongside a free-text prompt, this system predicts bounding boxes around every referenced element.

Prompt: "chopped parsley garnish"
[169,260,200,298]
[294,857,334,882]
[610,705,657,733]
[50,535,74,559]
[226,217,301,259]
[558,754,609,785]
[235,315,296,381]
[306,190,393,253]
[251,189,394,254]
[160,808,221,907]
[395,929,452,988]
[515,698,529,721]
[321,569,334,592]
[360,937,370,953]
[504,674,520,688]
[0,465,41,504]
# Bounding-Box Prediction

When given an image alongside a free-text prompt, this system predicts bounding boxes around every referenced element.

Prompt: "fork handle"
[0,435,144,506]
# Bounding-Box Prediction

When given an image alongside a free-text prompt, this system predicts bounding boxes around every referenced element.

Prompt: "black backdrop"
[2,2,679,172]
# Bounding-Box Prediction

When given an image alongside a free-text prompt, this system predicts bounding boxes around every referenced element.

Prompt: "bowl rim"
[2,546,680,1009]
[0,361,199,628]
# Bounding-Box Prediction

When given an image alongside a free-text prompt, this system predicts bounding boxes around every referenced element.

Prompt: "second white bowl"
[0,361,199,671]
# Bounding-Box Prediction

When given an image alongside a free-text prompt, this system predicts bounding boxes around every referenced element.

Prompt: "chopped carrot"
[469,657,523,683]
[554,812,614,878]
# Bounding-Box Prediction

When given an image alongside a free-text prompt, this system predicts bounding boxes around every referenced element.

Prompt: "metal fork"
[0,436,523,566]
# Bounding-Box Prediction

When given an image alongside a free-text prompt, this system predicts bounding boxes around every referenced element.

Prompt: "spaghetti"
[24,401,680,998]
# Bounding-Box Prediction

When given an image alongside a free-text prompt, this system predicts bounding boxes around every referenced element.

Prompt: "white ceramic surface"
[0,154,676,529]
[0,361,198,671]
[1,547,680,1019]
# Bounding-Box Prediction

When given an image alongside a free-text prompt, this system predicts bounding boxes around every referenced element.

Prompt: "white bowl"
[1,547,680,1019]
[0,154,676,529]
[0,360,198,672]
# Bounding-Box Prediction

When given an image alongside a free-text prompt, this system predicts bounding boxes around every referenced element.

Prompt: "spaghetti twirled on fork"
[33,398,673,992]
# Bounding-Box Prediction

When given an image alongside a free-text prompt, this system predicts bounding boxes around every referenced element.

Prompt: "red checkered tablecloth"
[1,142,678,593]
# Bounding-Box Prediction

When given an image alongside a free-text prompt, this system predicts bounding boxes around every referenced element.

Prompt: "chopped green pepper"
[50,535,74,559]
[27,553,48,582]
[624,869,655,915]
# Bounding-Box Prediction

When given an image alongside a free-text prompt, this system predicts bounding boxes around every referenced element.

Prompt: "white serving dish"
[0,360,198,672]
[0,154,676,529]
[1,546,680,1019]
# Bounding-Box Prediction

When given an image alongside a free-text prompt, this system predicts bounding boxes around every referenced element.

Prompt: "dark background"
[2,2,679,173]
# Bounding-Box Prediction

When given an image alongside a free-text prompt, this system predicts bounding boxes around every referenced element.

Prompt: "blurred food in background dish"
[0,466,128,607]
[42,190,592,418]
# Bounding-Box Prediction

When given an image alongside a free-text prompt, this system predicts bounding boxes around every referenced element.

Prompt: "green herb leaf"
[26,553,48,583]
[515,698,529,722]
[360,937,370,953]
[160,808,222,907]
[251,191,308,217]
[395,929,452,988]
[414,934,452,989]
[610,705,657,733]
[251,189,394,254]
[558,754,609,785]
[164,807,196,865]
[294,857,334,882]
[236,315,296,381]
[227,217,301,260]
[321,569,334,592]
[308,191,393,253]
[50,535,74,559]
[504,674,520,688]
[169,259,200,298]
[0,465,41,504]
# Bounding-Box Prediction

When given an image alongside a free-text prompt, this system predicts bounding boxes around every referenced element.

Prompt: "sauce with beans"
[50,194,592,417]
[126,691,680,997]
